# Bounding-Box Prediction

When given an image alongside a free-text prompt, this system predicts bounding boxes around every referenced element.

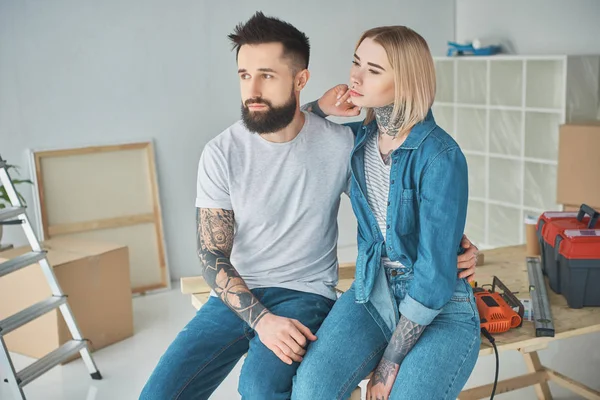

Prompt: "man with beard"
[140,12,478,400]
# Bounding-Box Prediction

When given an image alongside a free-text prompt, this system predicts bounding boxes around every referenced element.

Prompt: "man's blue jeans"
[139,287,334,400]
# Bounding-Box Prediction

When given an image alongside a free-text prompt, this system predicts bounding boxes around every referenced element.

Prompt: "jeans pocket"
[444,280,478,319]
[443,296,478,323]
[450,279,472,302]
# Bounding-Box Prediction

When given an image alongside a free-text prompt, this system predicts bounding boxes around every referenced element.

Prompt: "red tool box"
[536,204,600,308]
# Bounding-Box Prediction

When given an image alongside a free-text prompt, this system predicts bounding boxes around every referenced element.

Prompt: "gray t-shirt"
[195,112,354,300]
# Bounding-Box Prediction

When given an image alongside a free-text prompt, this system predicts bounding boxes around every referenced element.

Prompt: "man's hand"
[366,358,399,400]
[317,84,361,117]
[458,234,478,282]
[254,313,317,365]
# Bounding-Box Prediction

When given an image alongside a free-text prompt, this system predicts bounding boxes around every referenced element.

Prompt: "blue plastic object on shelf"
[447,41,501,57]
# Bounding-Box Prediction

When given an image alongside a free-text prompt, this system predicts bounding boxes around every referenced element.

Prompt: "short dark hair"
[228,11,310,72]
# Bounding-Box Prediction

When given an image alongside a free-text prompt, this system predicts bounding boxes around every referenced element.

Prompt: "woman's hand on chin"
[318,84,362,117]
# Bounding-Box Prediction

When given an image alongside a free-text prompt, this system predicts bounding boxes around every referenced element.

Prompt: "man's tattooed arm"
[197,208,269,328]
[300,100,328,118]
[371,315,426,387]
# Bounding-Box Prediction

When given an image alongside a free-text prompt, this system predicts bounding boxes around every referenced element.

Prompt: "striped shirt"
[364,131,404,268]
[365,132,392,238]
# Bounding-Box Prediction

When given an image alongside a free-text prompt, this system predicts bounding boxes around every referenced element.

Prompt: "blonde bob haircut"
[357,26,436,134]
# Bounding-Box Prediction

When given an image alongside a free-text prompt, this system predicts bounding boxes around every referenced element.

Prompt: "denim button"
[391,180,395,184]
[391,270,398,276]
[386,224,390,229]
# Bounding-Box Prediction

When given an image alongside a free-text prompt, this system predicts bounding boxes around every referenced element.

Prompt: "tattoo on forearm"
[382,314,426,365]
[300,102,314,113]
[197,208,268,328]
[372,357,398,386]
[301,100,327,118]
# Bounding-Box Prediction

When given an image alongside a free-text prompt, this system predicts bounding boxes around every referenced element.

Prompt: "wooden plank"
[146,142,168,288]
[33,142,148,159]
[192,293,210,310]
[339,266,355,281]
[181,276,211,295]
[34,153,50,240]
[48,213,155,236]
[336,278,354,293]
[349,387,362,400]
[523,351,553,400]
[546,368,600,400]
[519,343,549,354]
[459,371,548,399]
[473,245,600,356]
[476,252,485,266]
[135,282,169,294]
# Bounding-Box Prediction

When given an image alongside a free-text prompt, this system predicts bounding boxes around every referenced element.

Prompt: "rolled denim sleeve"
[398,147,469,326]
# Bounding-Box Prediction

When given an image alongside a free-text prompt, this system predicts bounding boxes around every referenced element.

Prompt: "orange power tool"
[473,276,524,334]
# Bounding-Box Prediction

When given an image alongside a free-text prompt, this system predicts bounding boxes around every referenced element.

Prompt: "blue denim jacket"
[344,110,468,335]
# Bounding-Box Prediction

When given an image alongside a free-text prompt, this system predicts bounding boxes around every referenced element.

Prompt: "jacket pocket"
[398,188,417,235]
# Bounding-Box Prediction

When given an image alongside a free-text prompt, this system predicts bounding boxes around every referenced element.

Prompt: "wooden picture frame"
[30,142,170,294]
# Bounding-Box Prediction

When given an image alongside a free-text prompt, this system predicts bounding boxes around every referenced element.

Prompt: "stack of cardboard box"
[557,122,600,213]
[0,237,133,363]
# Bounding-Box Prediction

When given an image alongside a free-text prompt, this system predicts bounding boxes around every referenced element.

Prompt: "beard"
[241,89,297,134]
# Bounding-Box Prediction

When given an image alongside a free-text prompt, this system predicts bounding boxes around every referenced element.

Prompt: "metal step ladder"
[0,156,102,399]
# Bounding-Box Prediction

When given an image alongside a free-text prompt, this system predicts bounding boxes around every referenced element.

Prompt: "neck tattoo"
[374,104,402,137]
[381,149,393,166]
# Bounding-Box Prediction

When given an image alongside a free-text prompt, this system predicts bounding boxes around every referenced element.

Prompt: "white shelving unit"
[432,55,600,249]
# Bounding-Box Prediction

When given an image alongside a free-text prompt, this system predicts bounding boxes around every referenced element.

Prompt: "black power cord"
[481,328,499,399]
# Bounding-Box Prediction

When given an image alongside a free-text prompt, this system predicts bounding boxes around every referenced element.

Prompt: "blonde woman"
[293,26,480,400]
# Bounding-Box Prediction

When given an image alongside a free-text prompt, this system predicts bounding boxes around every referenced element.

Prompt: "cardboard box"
[0,237,133,362]
[557,122,600,207]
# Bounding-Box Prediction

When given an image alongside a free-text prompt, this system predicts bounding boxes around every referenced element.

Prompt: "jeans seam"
[450,297,471,302]
[174,334,247,400]
[466,294,478,317]
[441,327,480,400]
[337,342,387,400]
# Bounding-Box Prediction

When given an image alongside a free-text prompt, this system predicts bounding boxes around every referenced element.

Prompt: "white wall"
[456,0,600,54]
[0,0,454,280]
[0,0,210,283]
